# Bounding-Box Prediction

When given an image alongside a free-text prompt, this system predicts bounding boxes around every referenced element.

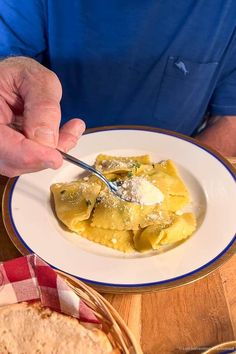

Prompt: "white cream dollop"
[117,176,164,205]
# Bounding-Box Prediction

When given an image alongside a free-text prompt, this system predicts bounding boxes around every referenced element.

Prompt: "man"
[0,1,236,177]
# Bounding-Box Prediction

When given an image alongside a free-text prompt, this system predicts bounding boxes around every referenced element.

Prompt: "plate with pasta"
[3,126,236,292]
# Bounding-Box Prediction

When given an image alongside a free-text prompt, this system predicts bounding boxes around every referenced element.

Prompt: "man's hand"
[0,57,85,177]
[195,116,236,156]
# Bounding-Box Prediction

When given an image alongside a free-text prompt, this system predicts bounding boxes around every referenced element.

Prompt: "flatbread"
[0,302,117,354]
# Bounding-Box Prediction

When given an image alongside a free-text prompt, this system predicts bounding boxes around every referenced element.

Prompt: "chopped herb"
[86,200,92,206]
[110,177,117,182]
[60,190,66,195]
[127,171,133,178]
[132,161,141,169]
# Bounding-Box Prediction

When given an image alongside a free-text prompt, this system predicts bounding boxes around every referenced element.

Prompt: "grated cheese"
[116,177,164,205]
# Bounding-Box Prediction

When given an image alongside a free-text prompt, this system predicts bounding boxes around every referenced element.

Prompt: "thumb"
[20,66,62,148]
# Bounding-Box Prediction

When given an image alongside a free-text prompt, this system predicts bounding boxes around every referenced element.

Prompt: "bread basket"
[59,271,143,354]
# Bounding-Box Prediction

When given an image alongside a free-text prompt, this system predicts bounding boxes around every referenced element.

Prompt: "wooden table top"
[0,170,235,354]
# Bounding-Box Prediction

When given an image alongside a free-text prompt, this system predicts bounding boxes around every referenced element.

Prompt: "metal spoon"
[58,150,164,205]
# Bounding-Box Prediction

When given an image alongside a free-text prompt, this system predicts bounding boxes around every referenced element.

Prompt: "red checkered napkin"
[0,254,99,324]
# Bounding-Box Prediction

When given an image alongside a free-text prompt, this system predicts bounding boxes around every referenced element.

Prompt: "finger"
[0,125,63,177]
[57,118,86,152]
[19,65,62,148]
[0,96,14,124]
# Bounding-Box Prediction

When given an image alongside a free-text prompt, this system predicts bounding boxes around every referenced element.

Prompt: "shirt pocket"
[153,56,218,133]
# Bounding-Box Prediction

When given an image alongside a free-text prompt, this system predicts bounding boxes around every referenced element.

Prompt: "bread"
[0,302,115,354]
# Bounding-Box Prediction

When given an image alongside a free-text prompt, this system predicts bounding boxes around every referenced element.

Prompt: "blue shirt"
[1,0,236,134]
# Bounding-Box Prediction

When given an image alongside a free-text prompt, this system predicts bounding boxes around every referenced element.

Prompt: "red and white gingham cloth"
[0,254,99,324]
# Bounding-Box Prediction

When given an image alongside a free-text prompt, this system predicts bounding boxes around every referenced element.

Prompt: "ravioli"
[51,178,101,229]
[141,160,190,211]
[95,154,151,174]
[51,155,197,253]
[91,190,141,230]
[134,213,196,252]
[70,219,135,253]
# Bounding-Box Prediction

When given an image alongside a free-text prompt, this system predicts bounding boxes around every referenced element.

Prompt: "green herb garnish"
[132,161,141,169]
[127,171,133,178]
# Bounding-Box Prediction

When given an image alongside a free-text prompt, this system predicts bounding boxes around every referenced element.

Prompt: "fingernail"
[73,120,86,136]
[73,126,84,137]
[34,128,55,147]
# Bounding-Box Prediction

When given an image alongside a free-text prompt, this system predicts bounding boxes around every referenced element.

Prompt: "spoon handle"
[57,150,114,190]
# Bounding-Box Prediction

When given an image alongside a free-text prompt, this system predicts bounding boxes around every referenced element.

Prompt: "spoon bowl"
[57,150,139,203]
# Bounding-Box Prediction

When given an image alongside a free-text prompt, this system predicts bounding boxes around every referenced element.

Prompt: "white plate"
[4,127,236,291]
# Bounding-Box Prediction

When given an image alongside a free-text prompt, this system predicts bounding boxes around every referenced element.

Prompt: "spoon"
[58,150,164,205]
[57,150,130,202]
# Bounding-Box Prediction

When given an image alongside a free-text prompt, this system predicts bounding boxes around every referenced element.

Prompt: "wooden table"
[0,174,235,354]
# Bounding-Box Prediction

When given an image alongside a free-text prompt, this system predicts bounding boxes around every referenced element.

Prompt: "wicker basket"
[58,271,143,354]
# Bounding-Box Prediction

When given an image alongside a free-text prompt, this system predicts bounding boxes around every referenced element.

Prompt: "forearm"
[195,116,236,156]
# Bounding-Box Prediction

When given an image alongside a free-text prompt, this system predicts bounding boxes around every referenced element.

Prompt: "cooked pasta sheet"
[51,155,196,253]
